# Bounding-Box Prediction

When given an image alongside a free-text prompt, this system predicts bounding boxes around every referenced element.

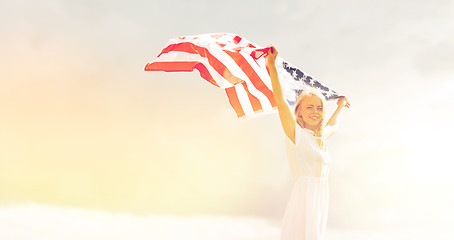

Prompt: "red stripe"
[157,42,243,85]
[216,42,227,48]
[225,87,245,118]
[193,64,219,87]
[145,61,219,87]
[250,47,270,60]
[233,36,242,44]
[223,50,277,107]
[232,46,245,52]
[145,61,196,72]
[241,81,262,112]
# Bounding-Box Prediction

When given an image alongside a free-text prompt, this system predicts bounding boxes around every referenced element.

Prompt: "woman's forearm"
[324,97,349,137]
[266,61,286,104]
[325,105,344,128]
[265,48,296,142]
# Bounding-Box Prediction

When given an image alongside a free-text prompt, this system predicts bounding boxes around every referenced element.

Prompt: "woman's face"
[296,95,323,128]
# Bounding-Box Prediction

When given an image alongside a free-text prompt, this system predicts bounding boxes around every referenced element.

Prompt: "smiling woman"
[2,0,454,239]
[265,45,350,240]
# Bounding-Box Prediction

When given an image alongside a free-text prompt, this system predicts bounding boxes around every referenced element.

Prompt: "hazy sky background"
[1,0,454,239]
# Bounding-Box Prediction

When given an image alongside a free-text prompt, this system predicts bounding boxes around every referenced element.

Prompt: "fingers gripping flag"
[145,33,342,119]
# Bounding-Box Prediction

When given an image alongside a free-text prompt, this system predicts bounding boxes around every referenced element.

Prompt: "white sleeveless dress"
[281,123,332,240]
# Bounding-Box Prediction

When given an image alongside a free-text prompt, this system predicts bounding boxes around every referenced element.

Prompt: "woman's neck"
[302,122,317,132]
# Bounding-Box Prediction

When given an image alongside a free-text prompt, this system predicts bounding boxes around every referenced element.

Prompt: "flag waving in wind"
[145,33,342,119]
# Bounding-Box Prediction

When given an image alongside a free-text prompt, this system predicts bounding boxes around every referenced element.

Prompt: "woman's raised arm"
[323,96,350,138]
[265,46,296,143]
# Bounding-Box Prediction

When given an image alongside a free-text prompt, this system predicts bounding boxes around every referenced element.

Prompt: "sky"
[1,0,454,239]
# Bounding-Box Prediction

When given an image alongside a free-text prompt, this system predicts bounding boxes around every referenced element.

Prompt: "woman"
[265,46,350,240]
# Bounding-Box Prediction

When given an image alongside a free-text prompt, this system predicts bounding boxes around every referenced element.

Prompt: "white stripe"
[197,34,274,114]
[165,39,274,113]
[157,34,279,119]
[192,39,274,112]
[233,84,254,116]
[223,35,274,112]
[217,33,235,44]
[239,53,274,112]
[241,78,272,112]
[164,39,252,86]
[192,38,252,81]
[237,37,258,48]
[153,51,234,88]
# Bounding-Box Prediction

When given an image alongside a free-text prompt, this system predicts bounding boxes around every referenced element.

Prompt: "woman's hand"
[265,45,278,66]
[337,96,350,108]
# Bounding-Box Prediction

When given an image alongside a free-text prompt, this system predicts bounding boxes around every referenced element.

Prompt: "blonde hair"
[294,89,326,150]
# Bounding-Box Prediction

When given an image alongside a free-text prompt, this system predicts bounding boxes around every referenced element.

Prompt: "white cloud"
[0,203,280,240]
[1,203,451,240]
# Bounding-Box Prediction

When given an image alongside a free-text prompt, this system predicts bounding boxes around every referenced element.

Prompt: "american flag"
[145,33,341,119]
